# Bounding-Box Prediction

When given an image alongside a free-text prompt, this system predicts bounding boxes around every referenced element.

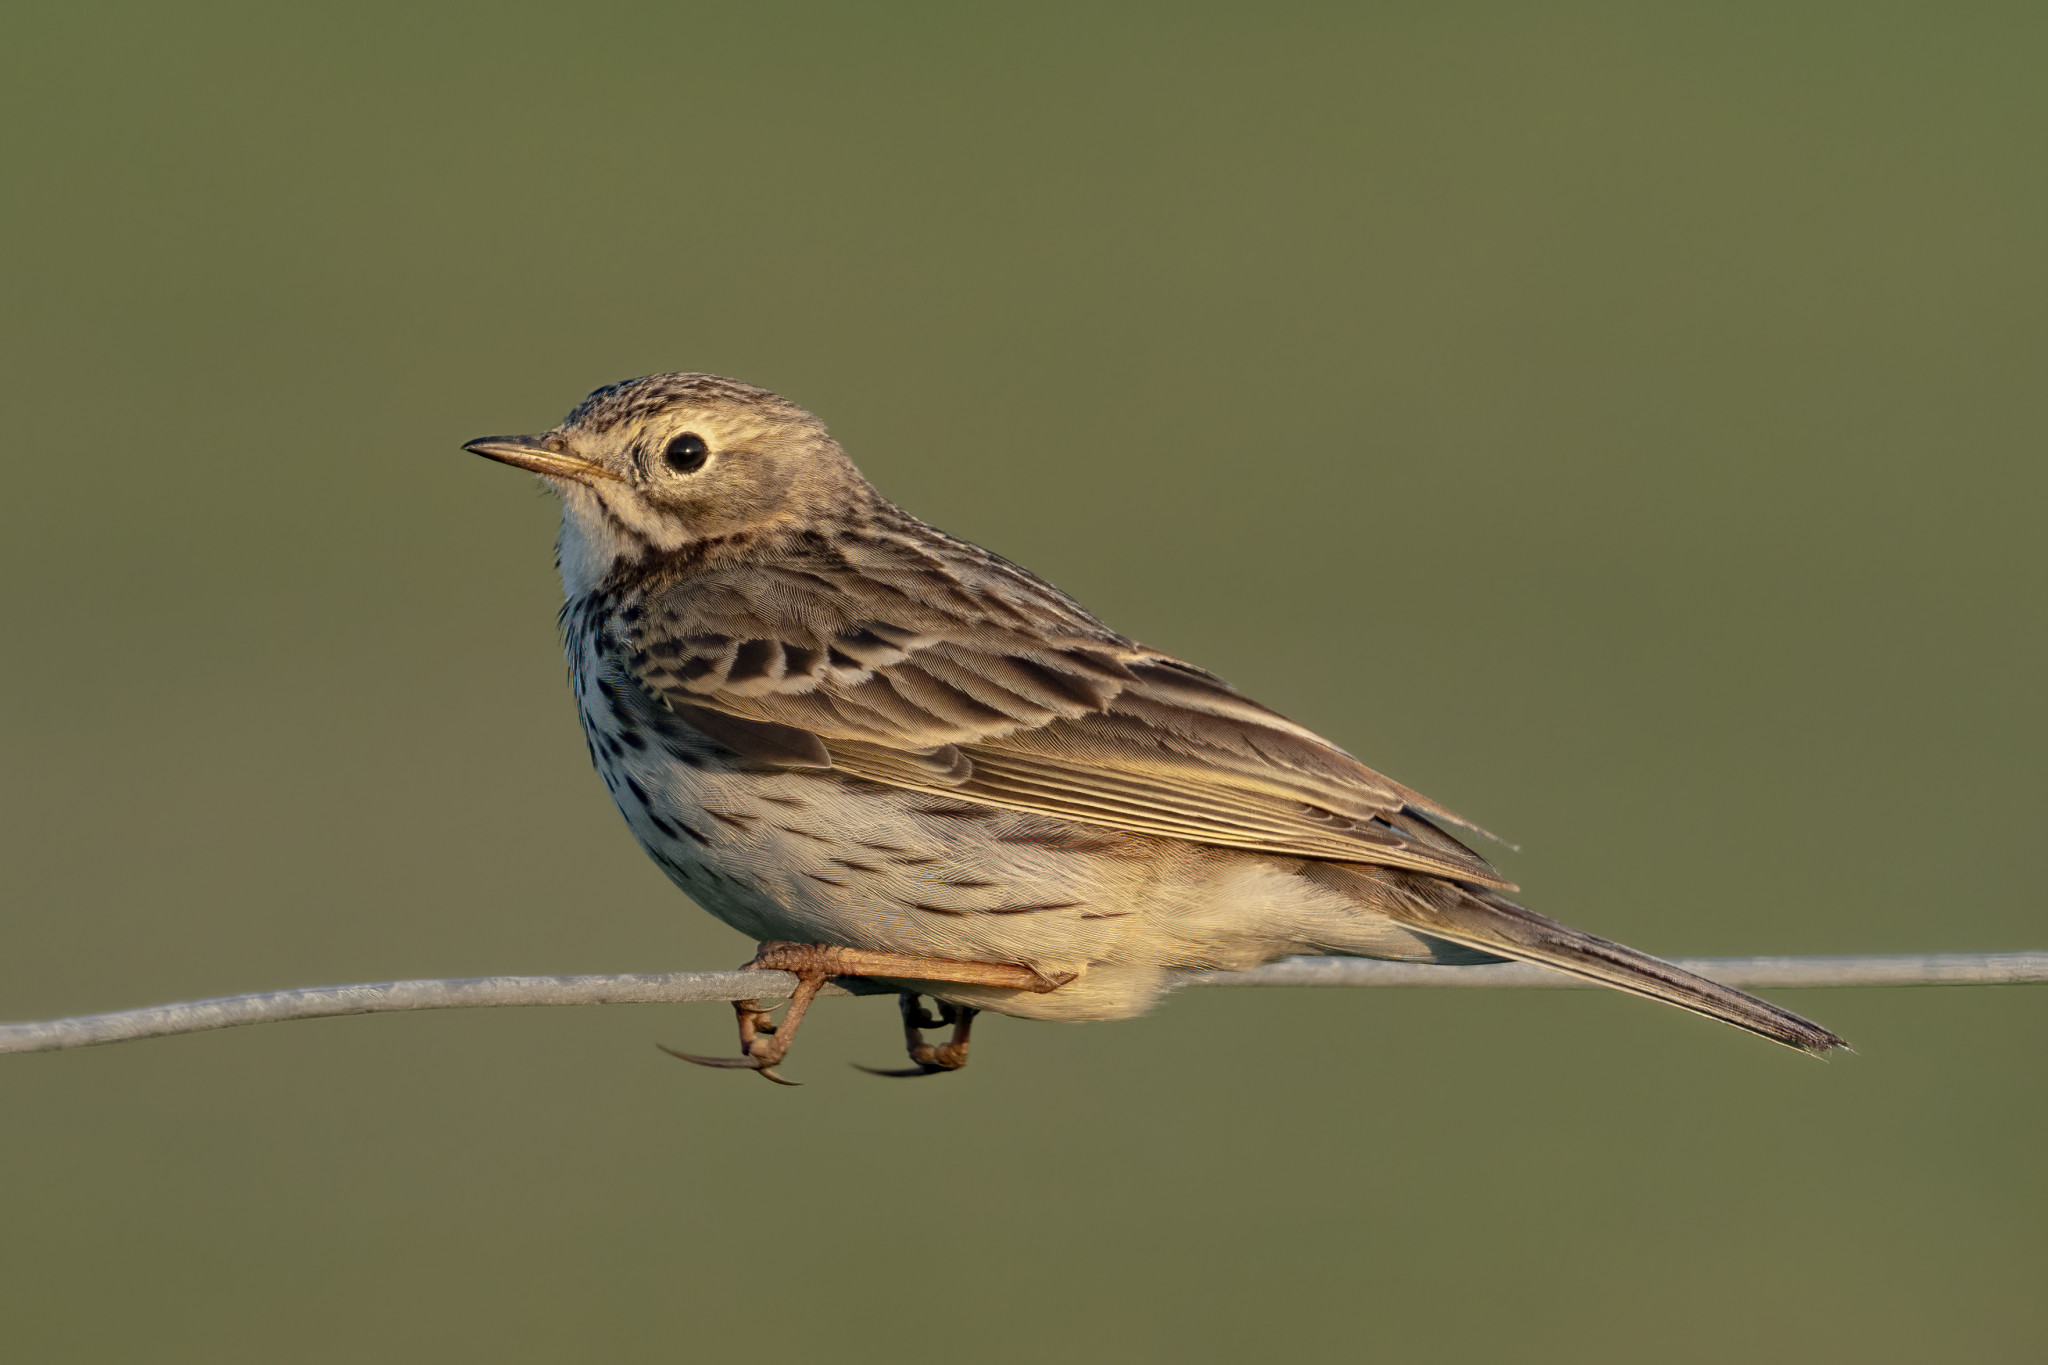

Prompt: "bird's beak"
[462,433,622,484]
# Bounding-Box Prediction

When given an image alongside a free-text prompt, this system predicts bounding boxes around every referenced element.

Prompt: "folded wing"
[622,530,1512,888]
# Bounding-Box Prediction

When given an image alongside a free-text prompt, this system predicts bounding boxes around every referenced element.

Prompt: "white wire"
[3,953,2042,1056]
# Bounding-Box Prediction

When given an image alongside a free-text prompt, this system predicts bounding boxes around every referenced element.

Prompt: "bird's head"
[465,373,873,591]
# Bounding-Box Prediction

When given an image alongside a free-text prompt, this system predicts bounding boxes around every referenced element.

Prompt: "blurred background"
[3,3,2042,1360]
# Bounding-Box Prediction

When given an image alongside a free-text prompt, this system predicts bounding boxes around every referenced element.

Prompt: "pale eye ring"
[662,432,710,473]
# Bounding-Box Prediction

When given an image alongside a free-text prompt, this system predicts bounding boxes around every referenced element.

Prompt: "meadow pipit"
[466,374,1844,1082]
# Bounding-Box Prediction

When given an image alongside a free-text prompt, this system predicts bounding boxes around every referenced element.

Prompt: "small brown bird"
[466,373,1845,1082]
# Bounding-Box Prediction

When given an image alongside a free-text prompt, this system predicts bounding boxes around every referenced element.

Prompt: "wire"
[4,953,2042,1056]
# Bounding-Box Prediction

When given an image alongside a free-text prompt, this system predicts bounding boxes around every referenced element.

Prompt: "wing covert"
[618,539,1510,888]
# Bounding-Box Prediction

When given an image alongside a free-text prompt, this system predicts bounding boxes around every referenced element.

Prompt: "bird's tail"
[1326,867,1848,1056]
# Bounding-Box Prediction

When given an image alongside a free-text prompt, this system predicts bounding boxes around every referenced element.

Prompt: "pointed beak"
[462,433,622,483]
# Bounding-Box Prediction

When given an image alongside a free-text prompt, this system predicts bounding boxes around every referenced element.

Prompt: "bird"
[465,372,1846,1082]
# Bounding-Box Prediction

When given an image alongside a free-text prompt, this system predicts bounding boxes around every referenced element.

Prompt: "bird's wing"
[621,538,1511,888]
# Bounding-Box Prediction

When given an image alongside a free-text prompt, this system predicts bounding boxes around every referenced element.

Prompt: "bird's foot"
[856,993,979,1078]
[661,942,1069,1084]
[659,993,806,1085]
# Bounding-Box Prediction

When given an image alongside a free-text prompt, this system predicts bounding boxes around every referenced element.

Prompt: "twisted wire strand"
[4,953,2043,1056]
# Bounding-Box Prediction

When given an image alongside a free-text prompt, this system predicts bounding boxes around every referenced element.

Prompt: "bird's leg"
[858,993,980,1077]
[660,950,834,1086]
[662,942,1069,1085]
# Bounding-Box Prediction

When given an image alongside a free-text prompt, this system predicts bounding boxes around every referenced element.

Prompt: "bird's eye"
[662,432,710,473]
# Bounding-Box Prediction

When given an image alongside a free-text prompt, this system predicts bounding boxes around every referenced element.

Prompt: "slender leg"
[857,993,981,1078]
[660,966,831,1086]
[661,942,1068,1084]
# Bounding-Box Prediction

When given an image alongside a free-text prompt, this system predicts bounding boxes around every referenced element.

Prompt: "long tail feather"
[1370,880,1849,1056]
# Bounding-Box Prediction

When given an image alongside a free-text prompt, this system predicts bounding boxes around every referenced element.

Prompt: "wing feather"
[622,532,1512,888]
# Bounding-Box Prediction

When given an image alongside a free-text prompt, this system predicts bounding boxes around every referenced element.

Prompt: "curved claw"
[657,1045,758,1068]
[657,1044,803,1086]
[853,1062,951,1078]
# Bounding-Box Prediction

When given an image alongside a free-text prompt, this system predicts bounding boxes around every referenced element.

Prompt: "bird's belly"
[609,758,1138,958]
[581,701,1353,1021]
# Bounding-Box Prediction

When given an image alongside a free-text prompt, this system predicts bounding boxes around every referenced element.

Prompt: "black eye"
[662,432,710,473]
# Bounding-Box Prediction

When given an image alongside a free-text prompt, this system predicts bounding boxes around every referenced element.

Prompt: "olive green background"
[3,4,2042,1360]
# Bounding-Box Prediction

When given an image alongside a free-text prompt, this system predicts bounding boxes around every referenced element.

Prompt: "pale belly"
[574,658,1411,1021]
